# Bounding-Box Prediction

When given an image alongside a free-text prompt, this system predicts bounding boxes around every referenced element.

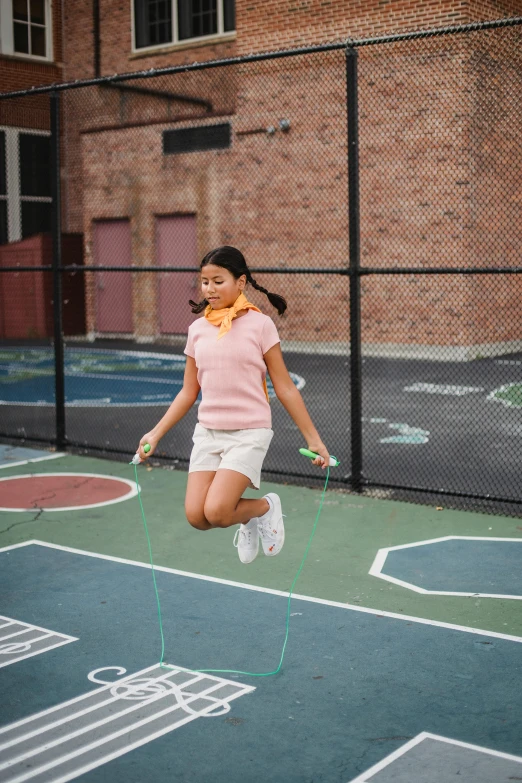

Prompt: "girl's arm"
[264,344,330,469]
[137,357,200,460]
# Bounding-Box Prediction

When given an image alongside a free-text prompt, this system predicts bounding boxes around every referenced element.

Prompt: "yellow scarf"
[204,292,269,402]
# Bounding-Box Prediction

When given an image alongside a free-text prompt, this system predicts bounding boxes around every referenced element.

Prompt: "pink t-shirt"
[184,309,280,430]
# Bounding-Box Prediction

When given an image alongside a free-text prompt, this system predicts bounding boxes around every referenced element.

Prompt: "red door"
[156,215,199,334]
[93,220,133,333]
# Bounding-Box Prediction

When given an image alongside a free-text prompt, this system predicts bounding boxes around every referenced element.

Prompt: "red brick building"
[3,1,522,355]
[0,0,64,246]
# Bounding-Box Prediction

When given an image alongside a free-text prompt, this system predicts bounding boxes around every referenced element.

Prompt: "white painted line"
[0,473,139,512]
[0,664,162,736]
[368,562,429,595]
[0,665,254,783]
[348,733,427,782]
[0,628,50,642]
[0,616,76,638]
[0,616,77,670]
[369,536,522,600]
[63,347,187,361]
[403,383,485,396]
[0,400,176,408]
[0,673,207,766]
[368,548,389,578]
[34,686,251,783]
[384,535,522,552]
[0,668,203,752]
[0,454,66,470]
[0,663,238,737]
[1,540,521,644]
[0,638,79,670]
[421,732,522,761]
[347,731,522,782]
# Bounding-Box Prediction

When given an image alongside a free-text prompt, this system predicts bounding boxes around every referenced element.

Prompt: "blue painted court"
[377,538,522,598]
[0,348,303,406]
[1,541,521,783]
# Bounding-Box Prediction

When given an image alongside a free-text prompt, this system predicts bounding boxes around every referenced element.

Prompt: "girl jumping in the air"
[136,246,330,564]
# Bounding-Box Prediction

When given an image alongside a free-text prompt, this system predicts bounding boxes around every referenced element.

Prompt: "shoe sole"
[238,546,259,564]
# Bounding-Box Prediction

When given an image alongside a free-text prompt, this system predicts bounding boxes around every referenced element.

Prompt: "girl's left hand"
[307,441,330,470]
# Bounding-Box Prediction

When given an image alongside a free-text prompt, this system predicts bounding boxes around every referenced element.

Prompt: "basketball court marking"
[2,540,521,644]
[0,663,254,783]
[0,615,77,669]
[348,732,522,783]
[0,474,139,512]
[370,536,522,600]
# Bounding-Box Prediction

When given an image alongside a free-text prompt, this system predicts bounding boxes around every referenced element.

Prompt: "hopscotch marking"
[348,731,522,782]
[369,536,522,599]
[0,616,77,668]
[0,664,254,783]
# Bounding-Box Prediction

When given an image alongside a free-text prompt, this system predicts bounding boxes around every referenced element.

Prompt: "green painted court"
[0,445,521,782]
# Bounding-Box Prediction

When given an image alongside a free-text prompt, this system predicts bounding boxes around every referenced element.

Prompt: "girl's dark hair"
[189,246,287,316]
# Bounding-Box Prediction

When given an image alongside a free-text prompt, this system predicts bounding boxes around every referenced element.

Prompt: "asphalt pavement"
[1,341,520,508]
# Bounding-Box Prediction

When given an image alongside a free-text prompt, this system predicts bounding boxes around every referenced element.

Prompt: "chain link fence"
[0,18,521,514]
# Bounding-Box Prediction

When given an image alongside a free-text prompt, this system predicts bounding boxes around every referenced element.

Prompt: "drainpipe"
[93,0,101,77]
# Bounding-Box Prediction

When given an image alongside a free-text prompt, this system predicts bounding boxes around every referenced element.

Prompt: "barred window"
[133,0,235,50]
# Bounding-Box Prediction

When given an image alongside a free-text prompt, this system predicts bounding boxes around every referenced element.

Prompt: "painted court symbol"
[0,664,254,783]
[369,536,522,599]
[0,473,138,512]
[0,616,77,669]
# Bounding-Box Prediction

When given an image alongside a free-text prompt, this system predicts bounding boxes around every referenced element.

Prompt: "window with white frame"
[0,128,52,246]
[133,0,235,50]
[0,0,52,59]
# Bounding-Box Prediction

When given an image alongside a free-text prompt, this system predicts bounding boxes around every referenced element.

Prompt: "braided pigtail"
[189,297,209,314]
[248,275,287,316]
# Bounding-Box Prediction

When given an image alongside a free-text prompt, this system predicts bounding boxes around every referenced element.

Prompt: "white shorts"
[189,423,273,490]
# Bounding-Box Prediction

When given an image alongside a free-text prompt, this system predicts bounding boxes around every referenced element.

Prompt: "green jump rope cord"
[133,462,330,678]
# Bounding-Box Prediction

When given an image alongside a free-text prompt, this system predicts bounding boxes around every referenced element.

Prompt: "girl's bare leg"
[184,471,216,530]
[203,469,270,529]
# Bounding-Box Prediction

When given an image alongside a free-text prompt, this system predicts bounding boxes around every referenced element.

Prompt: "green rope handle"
[133,462,330,677]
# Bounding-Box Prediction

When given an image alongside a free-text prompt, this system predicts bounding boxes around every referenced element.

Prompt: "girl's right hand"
[307,441,330,470]
[137,433,159,462]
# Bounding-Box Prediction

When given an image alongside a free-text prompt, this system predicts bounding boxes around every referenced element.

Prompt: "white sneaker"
[233,518,259,564]
[257,493,285,556]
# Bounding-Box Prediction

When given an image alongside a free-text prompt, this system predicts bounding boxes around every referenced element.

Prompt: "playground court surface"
[0,443,521,782]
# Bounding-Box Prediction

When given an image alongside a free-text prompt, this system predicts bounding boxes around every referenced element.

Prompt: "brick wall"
[62,0,522,80]
[0,0,63,129]
[55,1,521,351]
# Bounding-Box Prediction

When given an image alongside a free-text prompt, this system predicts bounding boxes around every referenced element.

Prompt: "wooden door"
[156,215,198,334]
[93,220,133,333]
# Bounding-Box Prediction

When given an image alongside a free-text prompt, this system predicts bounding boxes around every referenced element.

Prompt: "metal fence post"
[346,44,363,492]
[50,91,66,449]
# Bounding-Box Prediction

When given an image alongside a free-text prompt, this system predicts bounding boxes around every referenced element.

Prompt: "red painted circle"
[0,474,133,510]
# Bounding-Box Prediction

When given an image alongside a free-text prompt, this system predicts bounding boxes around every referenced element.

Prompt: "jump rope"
[131,446,340,678]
